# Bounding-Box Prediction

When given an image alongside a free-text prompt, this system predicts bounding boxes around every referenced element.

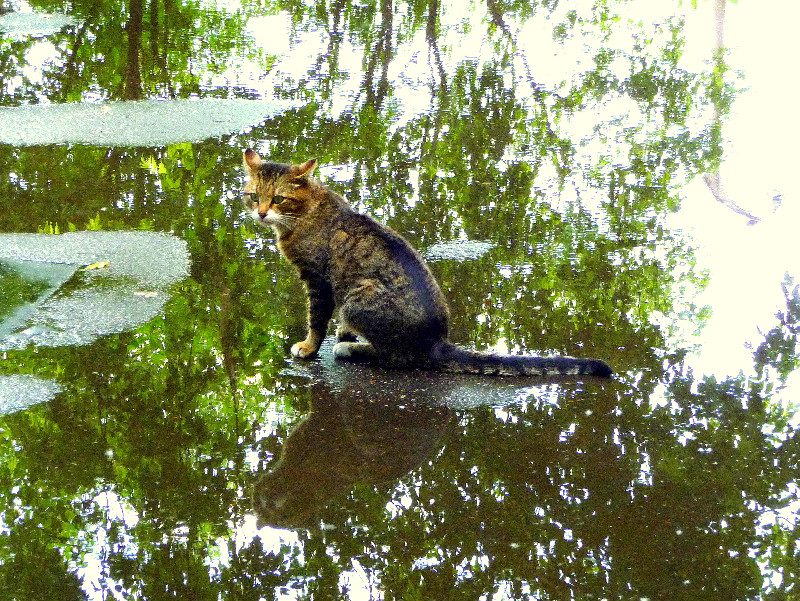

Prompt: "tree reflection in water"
[1,0,799,599]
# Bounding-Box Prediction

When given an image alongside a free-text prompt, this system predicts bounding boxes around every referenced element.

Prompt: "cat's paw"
[290,341,319,359]
[332,341,354,358]
[335,325,358,342]
[333,341,377,362]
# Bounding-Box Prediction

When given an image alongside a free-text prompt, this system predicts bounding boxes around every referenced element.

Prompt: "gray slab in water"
[0,11,80,36]
[0,230,189,350]
[0,230,188,286]
[0,374,63,416]
[423,240,495,262]
[282,337,575,410]
[0,98,299,147]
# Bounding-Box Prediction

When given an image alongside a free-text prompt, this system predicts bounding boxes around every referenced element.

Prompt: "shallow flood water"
[1,0,799,599]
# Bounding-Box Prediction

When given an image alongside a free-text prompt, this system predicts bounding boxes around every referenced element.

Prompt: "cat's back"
[333,209,440,291]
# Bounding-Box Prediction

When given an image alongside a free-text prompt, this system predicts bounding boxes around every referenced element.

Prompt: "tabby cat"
[242,150,612,377]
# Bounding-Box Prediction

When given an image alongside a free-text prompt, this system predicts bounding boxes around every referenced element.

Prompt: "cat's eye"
[247,192,259,203]
[272,195,286,204]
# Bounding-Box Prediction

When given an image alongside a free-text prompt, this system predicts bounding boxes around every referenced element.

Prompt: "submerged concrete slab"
[423,240,495,262]
[0,258,78,339]
[282,337,584,411]
[0,230,189,350]
[0,374,63,416]
[0,98,298,147]
[0,11,80,37]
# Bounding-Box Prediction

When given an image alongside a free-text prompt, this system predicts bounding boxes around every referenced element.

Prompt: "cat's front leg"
[291,333,324,359]
[291,275,334,359]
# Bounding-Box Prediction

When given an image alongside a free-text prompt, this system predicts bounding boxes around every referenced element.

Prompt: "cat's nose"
[258,212,267,219]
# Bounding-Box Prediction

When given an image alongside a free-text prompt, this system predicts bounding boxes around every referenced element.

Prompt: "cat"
[242,150,612,378]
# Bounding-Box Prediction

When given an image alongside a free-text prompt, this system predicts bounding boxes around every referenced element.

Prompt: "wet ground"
[1,0,799,599]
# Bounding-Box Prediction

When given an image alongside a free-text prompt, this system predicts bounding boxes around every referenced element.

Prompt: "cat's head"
[242,150,319,233]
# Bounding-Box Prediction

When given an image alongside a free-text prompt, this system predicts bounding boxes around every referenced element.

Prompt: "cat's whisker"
[274,214,298,229]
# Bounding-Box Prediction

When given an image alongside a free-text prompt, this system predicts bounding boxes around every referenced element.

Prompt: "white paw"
[332,342,353,358]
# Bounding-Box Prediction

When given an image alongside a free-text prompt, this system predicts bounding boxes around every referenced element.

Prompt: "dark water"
[1,0,798,599]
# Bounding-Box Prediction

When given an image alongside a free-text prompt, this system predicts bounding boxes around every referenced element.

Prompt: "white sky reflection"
[669,2,800,384]
[11,0,793,598]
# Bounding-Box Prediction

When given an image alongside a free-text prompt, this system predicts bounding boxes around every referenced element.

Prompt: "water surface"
[1,0,798,599]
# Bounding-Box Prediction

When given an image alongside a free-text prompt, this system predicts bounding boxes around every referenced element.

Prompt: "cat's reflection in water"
[252,384,453,530]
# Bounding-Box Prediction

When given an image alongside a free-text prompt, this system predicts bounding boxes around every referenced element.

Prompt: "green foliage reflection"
[0,263,50,321]
[1,0,796,599]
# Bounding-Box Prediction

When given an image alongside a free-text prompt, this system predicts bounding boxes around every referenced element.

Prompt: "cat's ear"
[294,159,317,179]
[244,149,263,172]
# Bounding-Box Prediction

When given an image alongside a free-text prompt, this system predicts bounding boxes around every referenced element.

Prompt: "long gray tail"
[430,341,612,378]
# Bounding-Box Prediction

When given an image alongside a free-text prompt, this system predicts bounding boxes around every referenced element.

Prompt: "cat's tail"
[429,341,613,378]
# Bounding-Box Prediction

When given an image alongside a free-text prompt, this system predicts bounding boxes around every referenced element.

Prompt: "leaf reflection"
[2,0,798,599]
